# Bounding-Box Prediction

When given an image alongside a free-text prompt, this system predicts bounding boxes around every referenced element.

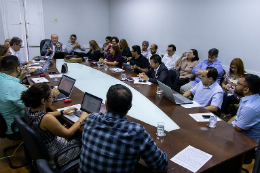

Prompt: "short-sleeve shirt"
[190,81,223,108]
[0,72,27,134]
[106,54,123,67]
[232,94,260,142]
[130,54,150,69]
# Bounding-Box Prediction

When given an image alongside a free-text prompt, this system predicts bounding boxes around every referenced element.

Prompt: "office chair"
[168,69,180,91]
[14,115,81,172]
[0,113,27,169]
[214,88,228,118]
[219,69,226,85]
[40,39,51,56]
[36,159,80,173]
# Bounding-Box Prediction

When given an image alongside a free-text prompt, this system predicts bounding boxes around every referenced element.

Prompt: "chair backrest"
[221,88,228,111]
[0,113,7,138]
[14,115,49,161]
[220,69,226,85]
[40,39,50,55]
[168,69,180,90]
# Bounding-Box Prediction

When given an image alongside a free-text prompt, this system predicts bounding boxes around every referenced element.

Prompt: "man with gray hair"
[9,37,31,65]
[141,41,149,58]
[41,34,63,56]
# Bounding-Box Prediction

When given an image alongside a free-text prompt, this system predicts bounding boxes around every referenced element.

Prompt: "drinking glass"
[97,62,101,69]
[104,64,108,71]
[121,73,126,80]
[208,115,217,128]
[156,86,163,94]
[156,122,166,137]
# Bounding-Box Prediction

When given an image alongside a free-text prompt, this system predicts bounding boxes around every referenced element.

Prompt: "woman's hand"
[52,88,60,99]
[63,107,78,115]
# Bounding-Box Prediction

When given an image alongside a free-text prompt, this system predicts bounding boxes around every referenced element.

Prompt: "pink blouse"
[175,59,199,78]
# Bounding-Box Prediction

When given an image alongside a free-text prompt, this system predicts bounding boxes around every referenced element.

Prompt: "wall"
[42,0,110,47]
[0,8,5,44]
[109,0,260,75]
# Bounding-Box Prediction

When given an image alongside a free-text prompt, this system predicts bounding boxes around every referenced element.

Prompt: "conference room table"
[28,58,258,173]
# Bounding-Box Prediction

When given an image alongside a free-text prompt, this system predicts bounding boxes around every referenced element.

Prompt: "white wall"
[0,8,5,44]
[109,0,260,75]
[42,0,110,47]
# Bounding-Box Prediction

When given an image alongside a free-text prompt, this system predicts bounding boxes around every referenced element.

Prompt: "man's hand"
[52,88,60,99]
[126,57,132,61]
[138,72,148,80]
[195,70,203,76]
[57,43,61,49]
[132,64,139,70]
[30,68,37,73]
[48,47,53,52]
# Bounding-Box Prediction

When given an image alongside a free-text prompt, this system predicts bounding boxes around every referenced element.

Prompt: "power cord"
[0,142,24,160]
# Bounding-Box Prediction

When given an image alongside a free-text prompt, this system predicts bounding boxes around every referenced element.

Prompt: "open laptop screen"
[81,92,103,113]
[58,75,75,96]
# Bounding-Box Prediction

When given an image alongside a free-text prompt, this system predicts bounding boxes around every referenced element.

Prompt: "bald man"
[41,34,63,56]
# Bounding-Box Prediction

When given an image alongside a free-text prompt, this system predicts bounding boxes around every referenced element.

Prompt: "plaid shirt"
[79,112,168,173]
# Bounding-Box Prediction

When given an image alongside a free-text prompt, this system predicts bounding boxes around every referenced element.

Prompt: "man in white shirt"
[147,44,162,62]
[9,37,31,66]
[162,44,179,70]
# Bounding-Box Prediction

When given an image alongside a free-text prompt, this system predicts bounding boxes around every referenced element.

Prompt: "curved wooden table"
[29,58,258,173]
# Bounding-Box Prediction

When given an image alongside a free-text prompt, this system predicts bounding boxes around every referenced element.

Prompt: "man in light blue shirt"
[180,48,223,93]
[0,55,27,135]
[66,34,85,54]
[230,74,260,142]
[183,67,223,112]
[9,37,31,66]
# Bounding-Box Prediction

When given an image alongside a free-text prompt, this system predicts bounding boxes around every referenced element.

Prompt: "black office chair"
[36,159,80,173]
[219,69,226,85]
[14,115,81,172]
[214,88,228,118]
[40,39,50,56]
[168,69,180,91]
[0,114,27,169]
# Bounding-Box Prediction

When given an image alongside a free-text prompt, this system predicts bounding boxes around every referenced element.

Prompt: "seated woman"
[21,83,89,168]
[175,49,199,91]
[99,45,123,67]
[102,36,111,53]
[86,40,103,61]
[0,44,12,56]
[104,36,119,54]
[221,58,246,114]
[119,39,132,57]
[141,41,149,58]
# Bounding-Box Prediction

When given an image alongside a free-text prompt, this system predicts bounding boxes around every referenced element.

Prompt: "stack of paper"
[181,101,202,108]
[31,77,49,83]
[132,77,152,85]
[109,68,125,73]
[189,113,222,122]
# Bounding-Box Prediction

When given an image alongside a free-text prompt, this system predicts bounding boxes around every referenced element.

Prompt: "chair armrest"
[59,159,80,173]
[11,121,17,134]
[36,159,54,173]
[54,142,82,169]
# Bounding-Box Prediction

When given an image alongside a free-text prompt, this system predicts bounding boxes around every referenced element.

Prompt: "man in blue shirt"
[79,84,168,173]
[180,48,223,93]
[183,67,223,112]
[230,74,260,142]
[65,34,85,54]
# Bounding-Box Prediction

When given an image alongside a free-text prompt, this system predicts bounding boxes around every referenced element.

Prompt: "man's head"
[110,37,119,46]
[51,34,59,44]
[131,45,141,57]
[106,84,132,116]
[234,74,260,97]
[208,48,219,64]
[10,37,22,52]
[201,67,218,86]
[4,39,11,47]
[70,34,77,44]
[167,44,176,56]
[150,55,162,69]
[142,41,149,51]
[150,44,158,55]
[0,55,21,77]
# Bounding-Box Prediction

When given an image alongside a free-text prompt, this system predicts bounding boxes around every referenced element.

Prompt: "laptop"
[31,53,54,74]
[73,92,103,117]
[158,81,193,105]
[122,62,132,71]
[54,75,76,101]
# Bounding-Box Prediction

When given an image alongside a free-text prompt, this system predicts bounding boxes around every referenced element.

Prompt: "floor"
[0,137,255,173]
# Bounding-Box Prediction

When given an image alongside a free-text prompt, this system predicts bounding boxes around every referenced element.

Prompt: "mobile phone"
[202,115,211,119]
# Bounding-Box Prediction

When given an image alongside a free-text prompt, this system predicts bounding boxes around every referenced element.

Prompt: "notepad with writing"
[31,77,49,83]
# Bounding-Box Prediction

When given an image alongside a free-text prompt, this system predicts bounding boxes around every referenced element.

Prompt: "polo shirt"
[0,72,27,134]
[190,81,223,108]
[232,94,260,142]
[130,54,149,73]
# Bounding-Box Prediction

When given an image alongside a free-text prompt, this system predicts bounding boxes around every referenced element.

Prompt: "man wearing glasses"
[180,48,223,93]
[162,44,179,70]
[9,37,32,66]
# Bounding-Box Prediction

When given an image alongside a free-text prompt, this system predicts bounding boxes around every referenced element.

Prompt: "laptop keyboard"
[173,95,185,104]
[56,93,67,100]
[73,110,83,117]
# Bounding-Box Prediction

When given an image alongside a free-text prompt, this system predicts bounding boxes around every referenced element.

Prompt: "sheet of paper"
[57,104,81,122]
[132,77,152,85]
[171,145,212,173]
[49,74,63,78]
[189,113,222,122]
[32,60,45,63]
[31,77,49,83]
[109,68,125,73]
[28,66,42,69]
[181,101,202,108]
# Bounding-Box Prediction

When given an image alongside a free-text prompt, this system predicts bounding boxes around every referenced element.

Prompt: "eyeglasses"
[237,81,248,88]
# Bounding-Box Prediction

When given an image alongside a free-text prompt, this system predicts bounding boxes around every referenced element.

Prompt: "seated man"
[9,37,31,65]
[0,55,28,136]
[66,34,85,54]
[139,54,171,87]
[229,74,260,142]
[128,45,149,73]
[180,48,223,93]
[79,84,168,173]
[147,44,162,62]
[162,44,179,70]
[4,39,11,46]
[141,40,149,58]
[183,67,223,112]
[41,34,62,56]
